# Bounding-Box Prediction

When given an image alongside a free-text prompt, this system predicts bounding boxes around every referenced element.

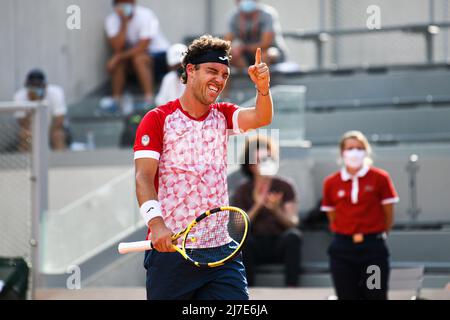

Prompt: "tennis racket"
[118,206,250,268]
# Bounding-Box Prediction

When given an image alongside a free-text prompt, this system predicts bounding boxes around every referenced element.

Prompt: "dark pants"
[328,234,390,300]
[242,228,302,287]
[144,249,249,300]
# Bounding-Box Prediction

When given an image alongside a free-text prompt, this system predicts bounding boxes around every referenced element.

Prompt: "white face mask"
[259,157,278,176]
[119,3,134,18]
[239,0,257,13]
[343,149,367,169]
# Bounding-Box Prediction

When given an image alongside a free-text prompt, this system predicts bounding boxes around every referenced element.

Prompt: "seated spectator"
[225,0,288,69]
[105,0,170,107]
[14,69,67,151]
[232,135,302,287]
[155,43,187,106]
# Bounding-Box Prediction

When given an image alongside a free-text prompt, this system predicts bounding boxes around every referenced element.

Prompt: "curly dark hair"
[181,35,232,84]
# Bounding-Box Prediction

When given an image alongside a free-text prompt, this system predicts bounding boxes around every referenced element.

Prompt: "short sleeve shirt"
[228,4,288,56]
[321,166,399,235]
[105,5,169,53]
[13,84,67,122]
[134,99,243,246]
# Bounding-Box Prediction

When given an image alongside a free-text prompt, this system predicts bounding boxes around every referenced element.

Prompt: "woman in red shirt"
[321,130,399,300]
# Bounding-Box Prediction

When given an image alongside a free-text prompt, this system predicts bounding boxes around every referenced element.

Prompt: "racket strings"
[185,210,247,264]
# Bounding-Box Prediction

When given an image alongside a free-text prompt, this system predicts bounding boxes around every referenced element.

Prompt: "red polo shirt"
[321,165,399,235]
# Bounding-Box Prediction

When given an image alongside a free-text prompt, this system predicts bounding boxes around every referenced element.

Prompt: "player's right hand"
[148,217,176,252]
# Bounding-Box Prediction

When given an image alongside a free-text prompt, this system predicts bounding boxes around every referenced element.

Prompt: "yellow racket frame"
[169,206,250,268]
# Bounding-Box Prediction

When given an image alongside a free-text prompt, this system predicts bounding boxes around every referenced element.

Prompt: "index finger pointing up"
[255,47,262,65]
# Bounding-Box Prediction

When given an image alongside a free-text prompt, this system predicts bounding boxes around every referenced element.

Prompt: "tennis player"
[134,35,272,300]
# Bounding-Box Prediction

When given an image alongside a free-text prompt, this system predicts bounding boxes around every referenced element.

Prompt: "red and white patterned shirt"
[134,99,242,247]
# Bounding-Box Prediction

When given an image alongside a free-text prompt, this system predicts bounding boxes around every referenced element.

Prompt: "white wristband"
[140,200,163,226]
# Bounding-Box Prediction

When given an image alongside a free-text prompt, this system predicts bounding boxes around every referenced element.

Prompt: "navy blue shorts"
[144,249,249,300]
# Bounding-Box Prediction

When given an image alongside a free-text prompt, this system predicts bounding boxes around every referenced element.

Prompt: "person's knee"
[131,53,151,70]
[51,128,66,150]
[266,47,281,65]
[231,46,244,59]
[284,228,303,244]
[107,57,126,74]
[19,128,31,140]
[18,128,31,151]
[230,46,248,68]
[281,229,302,253]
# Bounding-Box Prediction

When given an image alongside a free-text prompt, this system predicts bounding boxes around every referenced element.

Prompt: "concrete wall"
[0,0,212,103]
[0,0,112,103]
[140,0,209,43]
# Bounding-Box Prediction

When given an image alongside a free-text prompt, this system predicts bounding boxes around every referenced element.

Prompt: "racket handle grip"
[118,240,152,254]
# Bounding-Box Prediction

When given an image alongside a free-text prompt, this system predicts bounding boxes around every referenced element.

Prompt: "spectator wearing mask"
[105,0,170,107]
[14,69,67,151]
[232,135,302,287]
[225,0,288,69]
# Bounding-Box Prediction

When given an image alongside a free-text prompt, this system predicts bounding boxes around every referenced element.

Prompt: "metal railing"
[284,22,450,69]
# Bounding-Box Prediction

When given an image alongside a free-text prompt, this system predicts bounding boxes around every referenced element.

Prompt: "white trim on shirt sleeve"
[381,197,400,205]
[49,86,67,117]
[140,12,158,40]
[320,206,335,212]
[134,150,160,160]
[232,108,243,134]
[105,14,120,38]
[13,89,27,118]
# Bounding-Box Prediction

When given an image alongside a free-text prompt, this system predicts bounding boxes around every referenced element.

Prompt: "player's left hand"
[248,48,270,95]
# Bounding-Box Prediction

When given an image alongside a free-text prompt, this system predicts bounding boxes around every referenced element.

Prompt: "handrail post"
[406,154,421,226]
[30,102,48,298]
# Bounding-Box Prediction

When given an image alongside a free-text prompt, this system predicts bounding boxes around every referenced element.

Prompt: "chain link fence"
[0,102,48,299]
[0,111,32,259]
